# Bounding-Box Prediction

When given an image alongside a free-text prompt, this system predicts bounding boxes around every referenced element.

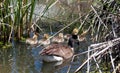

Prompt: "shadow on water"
[10,31,18,73]
[11,42,18,73]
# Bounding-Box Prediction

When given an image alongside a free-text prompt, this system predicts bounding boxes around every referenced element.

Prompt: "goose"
[51,33,64,43]
[64,34,85,42]
[64,28,80,42]
[38,34,50,46]
[39,28,79,62]
[64,29,88,42]
[26,32,39,45]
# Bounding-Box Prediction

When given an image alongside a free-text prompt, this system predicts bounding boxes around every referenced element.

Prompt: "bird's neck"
[68,34,79,49]
[72,35,78,39]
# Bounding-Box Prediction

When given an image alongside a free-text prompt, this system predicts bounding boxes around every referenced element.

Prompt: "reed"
[0,0,36,43]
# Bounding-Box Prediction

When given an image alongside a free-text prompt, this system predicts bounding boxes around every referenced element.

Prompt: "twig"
[78,10,91,31]
[75,46,111,73]
[87,47,90,73]
[109,49,115,72]
[75,37,120,73]
[8,26,14,43]
[47,0,58,10]
[75,38,120,57]
[0,22,12,27]
[67,55,76,73]
[91,5,108,29]
[93,56,102,73]
[113,64,120,73]
[31,22,44,33]
[112,24,117,38]
[0,21,13,43]
[75,52,98,73]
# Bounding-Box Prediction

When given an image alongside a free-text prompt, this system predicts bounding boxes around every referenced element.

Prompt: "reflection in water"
[0,41,87,73]
[30,45,73,73]
[34,60,41,72]
[11,47,18,73]
[31,46,42,73]
[41,58,72,73]
[11,31,18,73]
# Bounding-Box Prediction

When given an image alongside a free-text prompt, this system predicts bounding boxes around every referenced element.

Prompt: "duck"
[51,33,64,43]
[39,28,80,62]
[64,34,71,41]
[38,34,50,46]
[26,32,39,45]
[78,30,88,41]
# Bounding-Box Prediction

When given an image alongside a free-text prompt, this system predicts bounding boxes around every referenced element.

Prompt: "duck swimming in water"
[51,33,64,43]
[39,28,79,62]
[64,34,71,41]
[26,32,39,45]
[38,34,50,46]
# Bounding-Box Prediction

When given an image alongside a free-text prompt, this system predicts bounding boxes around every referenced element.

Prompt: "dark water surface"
[0,41,88,73]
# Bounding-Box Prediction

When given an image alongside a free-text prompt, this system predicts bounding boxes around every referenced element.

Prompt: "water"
[0,41,88,73]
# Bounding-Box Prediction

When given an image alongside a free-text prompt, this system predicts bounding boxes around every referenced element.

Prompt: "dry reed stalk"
[75,37,120,73]
[93,56,102,73]
[109,50,115,72]
[91,5,108,29]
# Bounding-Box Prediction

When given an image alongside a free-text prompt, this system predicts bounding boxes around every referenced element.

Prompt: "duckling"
[26,32,39,45]
[51,33,64,43]
[64,34,71,41]
[38,34,50,46]
[78,30,88,41]
[39,28,80,62]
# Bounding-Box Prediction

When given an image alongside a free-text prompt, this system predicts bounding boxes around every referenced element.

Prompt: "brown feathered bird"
[39,28,80,62]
